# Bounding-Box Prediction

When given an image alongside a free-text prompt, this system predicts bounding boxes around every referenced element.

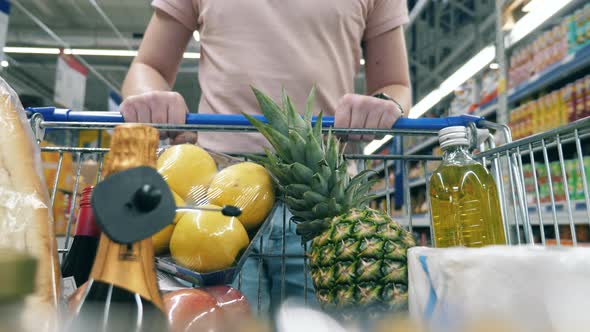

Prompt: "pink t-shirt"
[152,0,408,154]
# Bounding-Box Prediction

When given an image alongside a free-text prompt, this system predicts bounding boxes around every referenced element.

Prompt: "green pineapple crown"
[243,86,377,242]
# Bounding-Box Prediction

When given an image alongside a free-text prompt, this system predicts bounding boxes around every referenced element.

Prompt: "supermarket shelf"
[394,202,589,228]
[371,177,428,198]
[508,43,590,104]
[397,214,430,227]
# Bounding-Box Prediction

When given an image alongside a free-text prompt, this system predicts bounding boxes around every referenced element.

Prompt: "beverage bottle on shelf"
[61,186,99,289]
[429,126,506,248]
[67,124,174,332]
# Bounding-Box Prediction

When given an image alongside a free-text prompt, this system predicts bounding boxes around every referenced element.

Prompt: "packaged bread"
[0,76,61,331]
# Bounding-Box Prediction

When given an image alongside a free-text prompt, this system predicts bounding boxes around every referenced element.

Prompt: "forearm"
[370,84,412,117]
[121,62,173,99]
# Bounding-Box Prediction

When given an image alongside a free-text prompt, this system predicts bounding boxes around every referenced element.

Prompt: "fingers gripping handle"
[30,107,484,130]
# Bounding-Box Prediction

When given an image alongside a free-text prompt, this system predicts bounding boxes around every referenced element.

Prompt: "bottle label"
[62,276,77,299]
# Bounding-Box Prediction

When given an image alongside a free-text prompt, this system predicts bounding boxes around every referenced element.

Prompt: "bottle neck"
[441,144,473,163]
[74,188,100,238]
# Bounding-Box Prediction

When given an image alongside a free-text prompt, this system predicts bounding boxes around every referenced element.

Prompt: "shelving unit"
[507,43,590,104]
[368,0,590,239]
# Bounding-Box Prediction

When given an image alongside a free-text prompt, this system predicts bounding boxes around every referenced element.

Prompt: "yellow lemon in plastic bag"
[157,144,217,204]
[207,162,275,231]
[152,190,186,255]
[170,204,249,273]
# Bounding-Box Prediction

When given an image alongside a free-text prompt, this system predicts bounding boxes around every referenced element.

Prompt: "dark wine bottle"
[67,124,171,332]
[61,186,99,288]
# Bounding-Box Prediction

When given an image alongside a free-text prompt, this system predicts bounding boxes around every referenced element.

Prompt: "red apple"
[163,288,224,332]
[203,285,251,320]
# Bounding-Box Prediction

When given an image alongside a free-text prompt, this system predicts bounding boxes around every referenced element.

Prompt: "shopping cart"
[26,107,590,314]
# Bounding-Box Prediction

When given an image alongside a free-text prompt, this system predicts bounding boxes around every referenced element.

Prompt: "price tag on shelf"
[54,51,87,110]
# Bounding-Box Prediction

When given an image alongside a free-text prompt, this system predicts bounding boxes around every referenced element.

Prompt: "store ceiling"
[2,0,495,115]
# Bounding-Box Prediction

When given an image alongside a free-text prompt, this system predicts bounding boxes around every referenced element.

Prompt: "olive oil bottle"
[429,126,506,248]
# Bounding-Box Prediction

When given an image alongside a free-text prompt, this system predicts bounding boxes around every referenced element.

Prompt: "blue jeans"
[233,203,318,316]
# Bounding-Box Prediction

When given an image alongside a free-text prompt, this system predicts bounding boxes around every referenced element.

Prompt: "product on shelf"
[523,156,590,206]
[429,126,506,248]
[509,74,590,140]
[0,76,61,331]
[509,11,582,89]
[243,87,417,318]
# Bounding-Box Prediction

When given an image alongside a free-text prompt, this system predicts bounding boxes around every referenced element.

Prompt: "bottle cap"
[438,126,469,150]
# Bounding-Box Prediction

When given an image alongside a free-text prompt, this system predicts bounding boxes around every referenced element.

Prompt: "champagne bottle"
[61,186,100,288]
[68,124,171,332]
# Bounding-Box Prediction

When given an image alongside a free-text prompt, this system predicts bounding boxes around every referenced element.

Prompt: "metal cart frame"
[27,109,590,313]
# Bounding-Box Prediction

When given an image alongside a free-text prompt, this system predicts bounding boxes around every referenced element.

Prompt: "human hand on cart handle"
[334,93,403,142]
[120,91,198,145]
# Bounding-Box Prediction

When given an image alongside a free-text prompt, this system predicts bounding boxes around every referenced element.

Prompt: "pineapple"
[243,87,416,316]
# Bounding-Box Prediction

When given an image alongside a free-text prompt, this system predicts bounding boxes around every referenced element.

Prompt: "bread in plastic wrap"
[0,76,61,331]
[153,143,275,281]
[408,245,590,332]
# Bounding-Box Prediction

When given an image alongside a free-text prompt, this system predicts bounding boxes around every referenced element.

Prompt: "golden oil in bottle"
[429,126,506,248]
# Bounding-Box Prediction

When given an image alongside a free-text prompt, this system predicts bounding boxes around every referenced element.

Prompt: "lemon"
[207,162,275,230]
[170,204,249,273]
[157,144,217,204]
[152,190,186,255]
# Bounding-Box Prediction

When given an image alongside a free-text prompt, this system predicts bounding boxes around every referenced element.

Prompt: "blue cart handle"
[30,107,484,131]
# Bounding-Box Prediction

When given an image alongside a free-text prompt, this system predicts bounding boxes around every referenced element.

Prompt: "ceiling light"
[507,0,573,47]
[193,31,200,42]
[3,46,200,59]
[68,49,138,57]
[1,60,8,67]
[489,62,500,70]
[360,59,366,66]
[4,46,60,54]
[183,52,200,59]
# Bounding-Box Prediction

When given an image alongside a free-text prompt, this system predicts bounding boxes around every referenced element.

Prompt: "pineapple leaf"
[282,88,306,130]
[303,191,329,205]
[288,129,307,163]
[242,112,292,160]
[290,163,314,183]
[305,131,324,172]
[312,202,331,219]
[285,196,311,211]
[304,85,316,123]
[329,179,345,203]
[291,210,317,221]
[251,86,289,134]
[284,184,312,197]
[346,169,377,192]
[327,197,342,216]
[313,111,323,139]
[296,219,330,244]
[310,173,329,196]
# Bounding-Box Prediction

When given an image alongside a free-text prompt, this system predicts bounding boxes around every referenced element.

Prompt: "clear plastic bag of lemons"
[152,144,276,278]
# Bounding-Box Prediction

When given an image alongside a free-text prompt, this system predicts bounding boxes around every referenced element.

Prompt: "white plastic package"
[409,245,590,332]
